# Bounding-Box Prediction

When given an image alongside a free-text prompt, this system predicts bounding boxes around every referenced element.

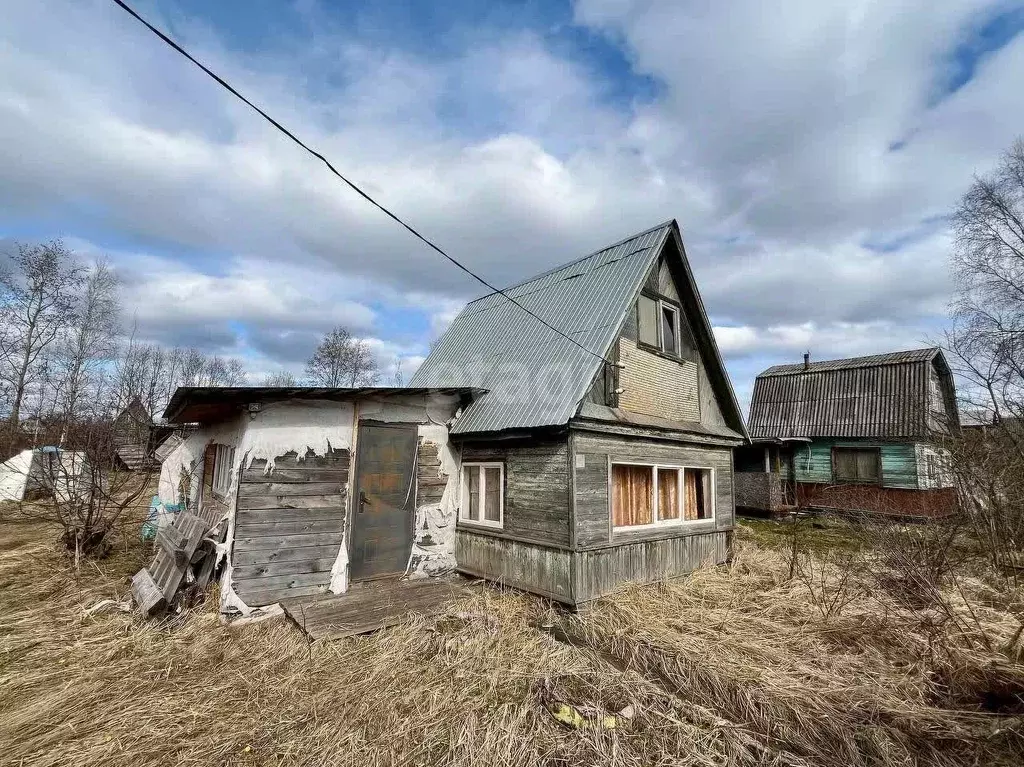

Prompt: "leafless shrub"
[14,420,154,567]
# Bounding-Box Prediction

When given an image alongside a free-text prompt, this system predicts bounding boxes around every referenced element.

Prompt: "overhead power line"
[110,0,612,366]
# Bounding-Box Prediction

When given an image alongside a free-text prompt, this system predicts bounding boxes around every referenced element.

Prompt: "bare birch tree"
[944,137,1024,575]
[262,370,297,386]
[305,326,378,386]
[0,241,85,425]
[55,259,121,428]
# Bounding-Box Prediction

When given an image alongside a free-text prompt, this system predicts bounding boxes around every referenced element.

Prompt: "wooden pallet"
[131,510,210,617]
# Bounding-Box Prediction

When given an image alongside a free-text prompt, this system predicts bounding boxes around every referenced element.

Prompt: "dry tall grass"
[1,514,1022,766]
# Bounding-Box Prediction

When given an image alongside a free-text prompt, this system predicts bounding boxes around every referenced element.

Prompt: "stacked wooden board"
[131,510,222,617]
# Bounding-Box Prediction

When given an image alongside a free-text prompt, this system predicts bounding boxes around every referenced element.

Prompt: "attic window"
[638,295,659,347]
[661,304,680,357]
[638,294,684,359]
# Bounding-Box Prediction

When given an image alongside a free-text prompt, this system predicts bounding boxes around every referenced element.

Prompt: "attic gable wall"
[612,240,732,428]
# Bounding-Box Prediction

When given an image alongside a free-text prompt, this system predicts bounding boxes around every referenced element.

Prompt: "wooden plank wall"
[455,530,573,602]
[572,431,735,549]
[456,527,728,605]
[461,439,571,547]
[573,530,728,602]
[231,448,350,606]
[793,440,920,489]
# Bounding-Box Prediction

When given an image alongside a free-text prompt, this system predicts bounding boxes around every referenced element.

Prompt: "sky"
[1,0,1023,411]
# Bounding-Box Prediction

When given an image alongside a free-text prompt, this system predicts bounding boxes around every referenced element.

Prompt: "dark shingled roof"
[748,347,957,439]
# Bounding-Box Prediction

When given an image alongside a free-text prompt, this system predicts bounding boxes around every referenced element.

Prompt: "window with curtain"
[612,463,711,528]
[461,463,504,528]
[683,468,713,520]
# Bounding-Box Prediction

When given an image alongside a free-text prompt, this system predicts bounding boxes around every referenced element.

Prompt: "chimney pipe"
[803,351,810,370]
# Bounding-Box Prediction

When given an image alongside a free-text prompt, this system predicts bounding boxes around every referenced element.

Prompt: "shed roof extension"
[748,347,955,440]
[163,386,484,424]
[410,220,746,437]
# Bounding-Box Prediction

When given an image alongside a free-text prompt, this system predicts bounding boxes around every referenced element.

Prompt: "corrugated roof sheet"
[760,348,939,376]
[410,222,674,434]
[748,347,944,439]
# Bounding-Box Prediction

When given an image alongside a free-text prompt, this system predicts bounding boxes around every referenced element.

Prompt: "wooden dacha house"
[149,220,747,618]
[737,348,959,517]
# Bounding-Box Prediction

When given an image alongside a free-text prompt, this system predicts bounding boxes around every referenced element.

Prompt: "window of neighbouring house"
[212,444,235,497]
[832,447,880,483]
[611,463,714,528]
[461,462,503,528]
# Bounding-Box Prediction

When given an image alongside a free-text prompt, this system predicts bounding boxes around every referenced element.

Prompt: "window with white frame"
[637,294,686,359]
[611,463,713,529]
[212,444,235,497]
[461,462,503,528]
[661,303,680,357]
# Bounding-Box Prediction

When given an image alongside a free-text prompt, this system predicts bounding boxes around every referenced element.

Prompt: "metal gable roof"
[409,222,674,434]
[748,347,948,439]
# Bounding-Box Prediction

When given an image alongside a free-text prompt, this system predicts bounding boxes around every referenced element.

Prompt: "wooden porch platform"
[281,576,471,641]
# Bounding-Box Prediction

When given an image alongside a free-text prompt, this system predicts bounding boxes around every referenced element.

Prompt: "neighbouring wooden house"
[738,348,959,517]
[113,397,172,471]
[410,219,747,604]
[152,220,746,614]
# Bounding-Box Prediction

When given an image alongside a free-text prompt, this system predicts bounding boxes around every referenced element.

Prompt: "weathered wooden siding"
[455,530,572,602]
[460,439,570,547]
[573,530,729,602]
[617,338,700,422]
[572,430,734,549]
[697,356,727,429]
[457,527,728,604]
[793,440,920,489]
[231,448,349,606]
[417,440,446,505]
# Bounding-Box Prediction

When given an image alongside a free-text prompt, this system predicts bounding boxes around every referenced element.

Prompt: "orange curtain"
[683,469,699,520]
[658,468,680,520]
[612,465,653,526]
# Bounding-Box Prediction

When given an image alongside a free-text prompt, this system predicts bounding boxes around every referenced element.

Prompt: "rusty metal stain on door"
[350,423,418,581]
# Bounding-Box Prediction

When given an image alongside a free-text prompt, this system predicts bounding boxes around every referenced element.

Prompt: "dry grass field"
[1,507,1022,766]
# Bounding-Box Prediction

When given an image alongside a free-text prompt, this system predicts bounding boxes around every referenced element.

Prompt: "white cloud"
[0,0,1021,390]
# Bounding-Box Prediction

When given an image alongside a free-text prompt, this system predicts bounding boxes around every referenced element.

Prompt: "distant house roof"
[410,220,746,437]
[759,348,940,377]
[748,347,957,439]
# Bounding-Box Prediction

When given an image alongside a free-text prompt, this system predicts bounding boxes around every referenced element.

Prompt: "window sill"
[584,520,723,550]
[458,519,504,533]
[635,341,695,365]
[610,518,716,543]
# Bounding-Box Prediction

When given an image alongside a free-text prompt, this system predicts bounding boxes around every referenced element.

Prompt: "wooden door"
[350,423,418,581]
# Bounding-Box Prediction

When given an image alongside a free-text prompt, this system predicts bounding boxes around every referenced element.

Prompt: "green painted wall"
[792,440,920,489]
